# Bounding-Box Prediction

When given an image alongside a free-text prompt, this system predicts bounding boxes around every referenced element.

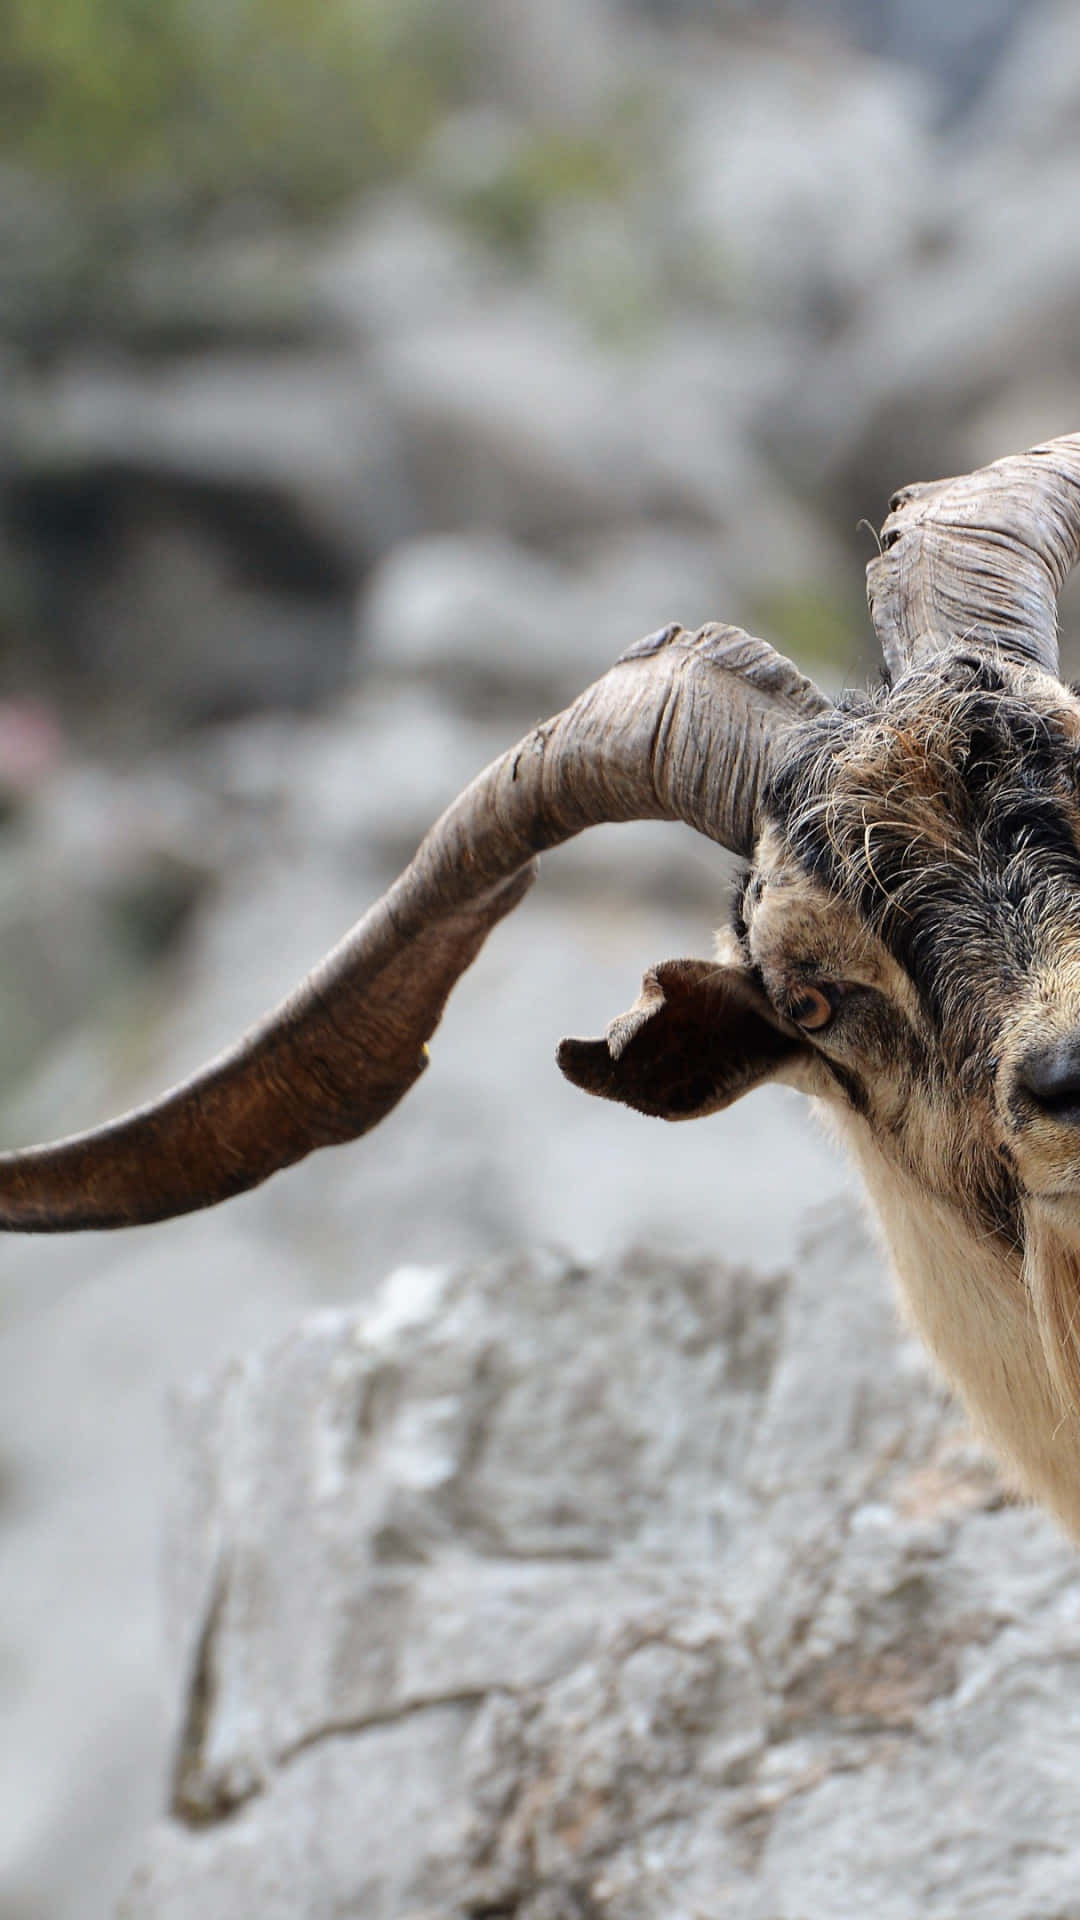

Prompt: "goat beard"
[1022,1209,1080,1416]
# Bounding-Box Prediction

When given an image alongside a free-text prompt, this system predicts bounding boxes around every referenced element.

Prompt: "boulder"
[374,294,659,541]
[5,355,409,720]
[789,145,1080,508]
[669,35,935,334]
[780,0,1024,110]
[121,1210,1080,1917]
[359,525,737,705]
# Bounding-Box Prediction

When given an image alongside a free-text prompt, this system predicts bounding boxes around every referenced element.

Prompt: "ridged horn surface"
[0,622,827,1231]
[867,432,1080,680]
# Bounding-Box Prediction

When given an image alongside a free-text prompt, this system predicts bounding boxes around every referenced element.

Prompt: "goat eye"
[788,984,835,1031]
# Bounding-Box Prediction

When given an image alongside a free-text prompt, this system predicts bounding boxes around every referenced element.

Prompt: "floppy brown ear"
[556,958,804,1120]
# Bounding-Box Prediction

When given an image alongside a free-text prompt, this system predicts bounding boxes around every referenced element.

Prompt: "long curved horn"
[0,622,827,1232]
[867,432,1080,681]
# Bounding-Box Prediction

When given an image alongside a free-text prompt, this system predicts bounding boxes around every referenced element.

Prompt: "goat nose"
[1015,1034,1080,1120]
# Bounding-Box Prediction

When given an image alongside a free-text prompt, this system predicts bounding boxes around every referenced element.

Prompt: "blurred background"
[1,0,1079,1912]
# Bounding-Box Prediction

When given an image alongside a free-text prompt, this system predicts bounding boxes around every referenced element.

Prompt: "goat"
[4,436,1080,1532]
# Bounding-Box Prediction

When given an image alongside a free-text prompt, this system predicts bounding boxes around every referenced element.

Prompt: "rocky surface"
[119,1209,1080,1918]
[0,717,848,1920]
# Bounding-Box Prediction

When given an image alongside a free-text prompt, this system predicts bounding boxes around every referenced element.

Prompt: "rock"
[9,13,1080,1917]
[359,525,736,705]
[374,282,795,546]
[780,1,1080,506]
[452,0,629,126]
[360,508,852,735]
[309,195,498,343]
[121,1210,1080,1917]
[668,34,935,334]
[0,753,211,1088]
[361,530,589,697]
[11,355,406,557]
[372,286,852,651]
[961,0,1080,155]
[789,138,1080,508]
[5,354,410,720]
[374,292,656,540]
[0,767,846,1920]
[779,0,1024,112]
[0,168,114,353]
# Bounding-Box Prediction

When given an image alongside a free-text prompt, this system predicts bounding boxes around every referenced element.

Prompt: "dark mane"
[769,655,1080,1046]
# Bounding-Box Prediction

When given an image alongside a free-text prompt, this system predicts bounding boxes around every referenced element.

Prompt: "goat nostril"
[1016,1036,1080,1119]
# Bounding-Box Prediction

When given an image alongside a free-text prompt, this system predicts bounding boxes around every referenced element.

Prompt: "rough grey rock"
[359,525,737,704]
[7,354,409,718]
[0,750,845,1920]
[454,0,631,125]
[792,142,1080,504]
[782,0,1024,110]
[374,293,663,541]
[12,354,408,564]
[309,196,498,343]
[121,1210,1080,1918]
[781,0,1080,506]
[670,38,934,332]
[372,287,851,634]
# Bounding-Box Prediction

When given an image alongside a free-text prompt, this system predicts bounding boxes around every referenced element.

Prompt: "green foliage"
[441,127,630,259]
[753,582,863,674]
[0,0,466,213]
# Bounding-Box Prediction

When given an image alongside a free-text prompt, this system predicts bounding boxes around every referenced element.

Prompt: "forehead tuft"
[764,656,1080,1029]
[768,657,1080,907]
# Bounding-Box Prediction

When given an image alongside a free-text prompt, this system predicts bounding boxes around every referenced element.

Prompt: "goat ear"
[556,957,803,1121]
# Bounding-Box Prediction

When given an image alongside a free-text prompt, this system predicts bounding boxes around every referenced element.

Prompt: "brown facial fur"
[729,656,1080,1522]
[755,656,1080,1218]
[736,831,1007,1223]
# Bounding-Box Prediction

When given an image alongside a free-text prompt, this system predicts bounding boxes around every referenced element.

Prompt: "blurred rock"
[0,849,130,1088]
[361,511,852,738]
[374,290,790,545]
[360,524,736,704]
[375,293,655,539]
[362,530,587,696]
[180,683,738,914]
[0,169,114,354]
[779,0,1025,112]
[774,1,1080,504]
[373,284,852,637]
[117,233,329,358]
[787,142,1080,506]
[0,752,212,1088]
[310,196,498,342]
[967,0,1080,154]
[670,36,935,334]
[0,698,63,801]
[0,824,844,1920]
[459,0,629,125]
[13,353,410,554]
[0,172,328,357]
[189,687,503,875]
[122,1209,1080,1917]
[5,354,410,721]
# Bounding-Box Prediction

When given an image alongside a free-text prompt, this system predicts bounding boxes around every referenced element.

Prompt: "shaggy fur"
[733,653,1080,1530]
